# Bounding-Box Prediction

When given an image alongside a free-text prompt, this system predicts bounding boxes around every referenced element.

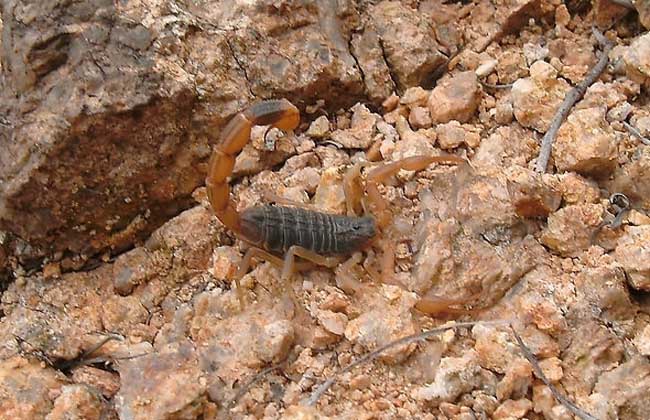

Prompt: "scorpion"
[206,99,473,314]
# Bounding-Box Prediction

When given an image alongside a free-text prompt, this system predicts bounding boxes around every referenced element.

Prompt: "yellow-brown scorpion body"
[206,99,470,313]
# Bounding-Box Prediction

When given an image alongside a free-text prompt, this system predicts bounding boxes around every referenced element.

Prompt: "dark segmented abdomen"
[260,205,342,254]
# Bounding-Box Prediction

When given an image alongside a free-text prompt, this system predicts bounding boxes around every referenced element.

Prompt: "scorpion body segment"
[206,98,468,311]
[240,204,377,255]
[206,99,300,234]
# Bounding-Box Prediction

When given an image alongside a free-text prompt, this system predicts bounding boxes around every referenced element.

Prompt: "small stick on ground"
[479,79,514,90]
[510,326,598,420]
[623,121,650,146]
[535,28,614,173]
[305,319,510,407]
[228,364,282,408]
[56,334,124,371]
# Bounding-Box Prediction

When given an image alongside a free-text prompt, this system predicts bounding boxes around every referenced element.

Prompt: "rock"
[350,28,395,105]
[624,32,650,88]
[391,116,437,160]
[115,340,209,420]
[408,106,432,129]
[580,81,627,110]
[556,173,600,205]
[493,399,533,419]
[0,356,67,419]
[606,148,650,211]
[496,51,528,84]
[257,320,295,363]
[0,0,368,261]
[315,309,348,336]
[495,101,514,125]
[593,0,632,29]
[313,167,346,214]
[473,125,538,168]
[606,101,632,122]
[505,166,561,218]
[561,320,624,397]
[209,246,242,283]
[382,94,400,112]
[574,263,636,323]
[517,287,564,339]
[552,107,617,177]
[428,71,481,124]
[232,127,297,178]
[330,103,380,149]
[112,247,161,296]
[594,357,650,419]
[413,350,489,403]
[46,384,113,420]
[532,384,555,416]
[473,325,521,373]
[511,61,571,132]
[473,393,499,416]
[71,366,121,399]
[523,43,549,66]
[538,357,563,382]
[614,226,650,291]
[496,358,532,401]
[344,285,418,364]
[637,0,650,29]
[283,405,332,419]
[435,121,481,149]
[475,59,498,78]
[540,204,604,257]
[369,1,447,91]
[100,295,149,337]
[634,325,650,356]
[306,116,331,139]
[401,87,430,107]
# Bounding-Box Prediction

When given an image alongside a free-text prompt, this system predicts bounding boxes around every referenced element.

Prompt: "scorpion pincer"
[206,99,467,310]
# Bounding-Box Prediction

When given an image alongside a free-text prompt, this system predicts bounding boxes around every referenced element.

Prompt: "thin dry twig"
[623,121,650,146]
[479,79,514,90]
[228,364,282,408]
[535,28,614,173]
[304,319,510,407]
[56,334,124,370]
[510,326,598,420]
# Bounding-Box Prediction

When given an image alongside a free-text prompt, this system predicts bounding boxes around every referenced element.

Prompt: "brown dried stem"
[624,121,650,146]
[535,28,614,173]
[304,319,510,407]
[228,364,282,408]
[510,326,598,420]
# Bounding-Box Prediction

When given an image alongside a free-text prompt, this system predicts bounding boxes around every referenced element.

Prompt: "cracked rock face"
[2,1,650,419]
[0,0,414,264]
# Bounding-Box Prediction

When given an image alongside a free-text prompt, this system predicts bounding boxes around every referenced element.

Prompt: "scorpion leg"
[206,99,300,235]
[415,292,482,317]
[234,246,314,308]
[365,155,466,228]
[348,154,466,307]
[234,247,286,308]
[281,246,343,287]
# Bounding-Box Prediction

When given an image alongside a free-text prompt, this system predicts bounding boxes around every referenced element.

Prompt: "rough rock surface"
[1,1,650,419]
[614,225,650,291]
[511,61,571,132]
[0,356,67,419]
[552,107,617,177]
[624,32,650,87]
[0,0,423,263]
[428,71,481,124]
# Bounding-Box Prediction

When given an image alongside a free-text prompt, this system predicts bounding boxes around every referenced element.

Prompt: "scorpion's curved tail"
[206,99,300,233]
